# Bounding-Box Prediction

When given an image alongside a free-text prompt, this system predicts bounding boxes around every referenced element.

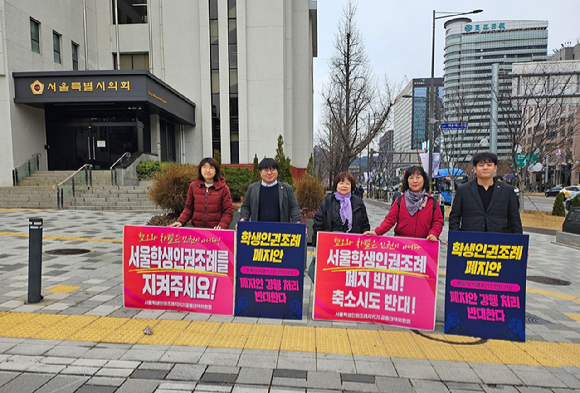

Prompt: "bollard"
[27,217,43,304]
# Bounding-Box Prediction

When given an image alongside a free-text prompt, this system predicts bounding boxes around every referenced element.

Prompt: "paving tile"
[0,373,53,393]
[469,363,522,386]
[507,366,567,388]
[341,373,376,383]
[316,358,356,373]
[192,383,233,392]
[34,375,89,393]
[445,382,483,391]
[392,359,439,380]
[307,371,342,390]
[237,354,278,369]
[375,376,415,393]
[232,385,269,393]
[75,385,117,393]
[481,385,519,393]
[547,366,580,389]
[411,379,451,393]
[271,376,307,388]
[276,356,316,371]
[86,376,126,387]
[159,350,202,363]
[274,369,307,379]
[355,360,397,377]
[200,372,238,383]
[431,361,482,383]
[235,367,273,385]
[130,369,168,380]
[206,366,240,374]
[166,364,206,381]
[157,381,197,390]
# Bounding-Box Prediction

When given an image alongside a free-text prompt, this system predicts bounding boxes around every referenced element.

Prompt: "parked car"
[560,186,580,199]
[545,186,563,197]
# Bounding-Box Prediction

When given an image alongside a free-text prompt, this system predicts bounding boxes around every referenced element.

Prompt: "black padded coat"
[312,193,370,247]
[448,180,522,234]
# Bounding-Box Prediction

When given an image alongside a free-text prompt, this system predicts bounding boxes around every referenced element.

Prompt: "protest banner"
[123,225,235,315]
[444,231,529,341]
[235,221,306,319]
[313,232,440,330]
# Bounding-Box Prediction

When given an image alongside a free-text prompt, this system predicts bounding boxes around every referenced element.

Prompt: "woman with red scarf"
[363,166,443,241]
[168,157,234,229]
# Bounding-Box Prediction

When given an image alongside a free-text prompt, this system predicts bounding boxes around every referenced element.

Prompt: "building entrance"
[46,106,150,170]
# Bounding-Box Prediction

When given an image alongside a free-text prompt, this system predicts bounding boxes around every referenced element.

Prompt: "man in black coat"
[449,152,522,234]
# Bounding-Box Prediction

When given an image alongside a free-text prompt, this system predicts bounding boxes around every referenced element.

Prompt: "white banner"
[420,153,441,177]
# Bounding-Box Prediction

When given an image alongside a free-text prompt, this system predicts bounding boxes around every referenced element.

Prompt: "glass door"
[75,124,110,169]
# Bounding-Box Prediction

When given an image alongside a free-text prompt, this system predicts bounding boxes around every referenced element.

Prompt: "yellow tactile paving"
[69,316,129,342]
[32,315,98,341]
[137,319,191,345]
[514,341,566,368]
[527,287,580,302]
[46,285,82,294]
[1,313,68,338]
[348,329,390,357]
[484,339,540,366]
[412,333,464,361]
[565,313,580,322]
[0,311,580,369]
[209,322,252,349]
[316,327,351,354]
[173,321,221,347]
[102,318,161,344]
[245,324,284,351]
[380,331,426,359]
[556,343,580,367]
[280,325,315,353]
[0,312,38,330]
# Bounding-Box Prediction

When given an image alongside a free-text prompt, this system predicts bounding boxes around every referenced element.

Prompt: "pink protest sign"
[313,232,439,330]
[123,225,235,315]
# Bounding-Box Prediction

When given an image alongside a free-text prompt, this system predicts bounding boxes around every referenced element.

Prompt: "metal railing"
[54,164,93,209]
[110,152,131,186]
[12,153,41,186]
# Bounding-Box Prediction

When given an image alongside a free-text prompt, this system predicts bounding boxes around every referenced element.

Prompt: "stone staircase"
[1,171,162,212]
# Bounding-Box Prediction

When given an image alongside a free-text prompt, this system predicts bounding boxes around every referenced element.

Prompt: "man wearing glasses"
[239,158,302,224]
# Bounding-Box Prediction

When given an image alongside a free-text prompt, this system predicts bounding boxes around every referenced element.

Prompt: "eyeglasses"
[201,166,215,171]
[261,168,278,173]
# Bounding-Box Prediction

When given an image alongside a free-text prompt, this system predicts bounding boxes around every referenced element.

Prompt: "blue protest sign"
[444,231,529,341]
[235,221,306,319]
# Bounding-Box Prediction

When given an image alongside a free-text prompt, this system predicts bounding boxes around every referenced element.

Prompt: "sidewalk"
[0,205,578,392]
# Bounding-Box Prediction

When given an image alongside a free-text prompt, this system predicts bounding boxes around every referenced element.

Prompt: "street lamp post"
[429,9,482,183]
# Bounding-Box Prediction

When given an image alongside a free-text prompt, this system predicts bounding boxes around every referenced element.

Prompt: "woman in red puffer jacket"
[364,166,443,241]
[168,158,234,229]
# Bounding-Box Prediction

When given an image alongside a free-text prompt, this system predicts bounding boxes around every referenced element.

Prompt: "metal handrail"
[53,164,93,209]
[110,152,131,185]
[12,153,41,186]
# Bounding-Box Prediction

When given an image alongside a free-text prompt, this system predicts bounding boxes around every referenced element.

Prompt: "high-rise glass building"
[443,19,548,160]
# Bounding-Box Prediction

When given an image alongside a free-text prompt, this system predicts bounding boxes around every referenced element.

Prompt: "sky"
[313,0,580,141]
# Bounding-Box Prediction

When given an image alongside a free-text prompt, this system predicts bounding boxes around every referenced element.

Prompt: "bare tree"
[503,61,580,209]
[317,1,397,188]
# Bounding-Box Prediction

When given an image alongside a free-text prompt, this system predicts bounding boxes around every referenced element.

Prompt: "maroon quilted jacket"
[177,177,234,229]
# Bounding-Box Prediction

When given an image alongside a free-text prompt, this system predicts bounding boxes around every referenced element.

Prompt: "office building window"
[72,42,79,70]
[112,0,147,24]
[53,31,61,63]
[209,0,221,154]
[30,19,40,53]
[113,53,149,70]
[228,0,239,163]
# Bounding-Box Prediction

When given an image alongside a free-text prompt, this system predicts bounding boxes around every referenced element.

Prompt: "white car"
[559,186,580,199]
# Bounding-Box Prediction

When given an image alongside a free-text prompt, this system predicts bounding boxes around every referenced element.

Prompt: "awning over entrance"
[13,70,195,125]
